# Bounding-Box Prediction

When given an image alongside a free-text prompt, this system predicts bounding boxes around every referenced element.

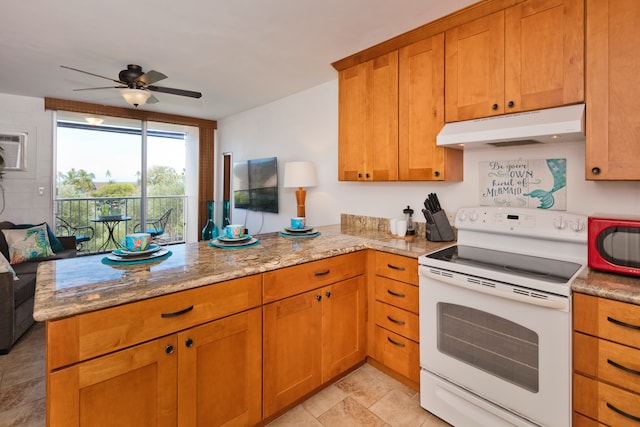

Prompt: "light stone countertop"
[572,270,640,306]
[34,224,452,321]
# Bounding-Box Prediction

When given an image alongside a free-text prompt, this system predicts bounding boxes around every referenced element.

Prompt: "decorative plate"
[216,234,252,243]
[284,226,314,233]
[106,248,169,262]
[113,244,162,257]
[209,237,259,249]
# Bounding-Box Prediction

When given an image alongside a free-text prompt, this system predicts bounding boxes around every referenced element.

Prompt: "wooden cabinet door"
[399,34,461,181]
[586,0,640,180]
[505,0,584,112]
[48,336,178,427]
[366,51,399,181]
[178,308,262,427]
[338,51,398,181]
[263,290,322,417]
[445,10,505,122]
[322,276,367,382]
[338,62,367,181]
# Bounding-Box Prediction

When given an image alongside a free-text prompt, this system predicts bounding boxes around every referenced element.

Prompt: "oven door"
[419,265,571,427]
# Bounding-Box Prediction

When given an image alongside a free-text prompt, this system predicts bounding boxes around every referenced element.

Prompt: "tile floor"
[0,322,451,427]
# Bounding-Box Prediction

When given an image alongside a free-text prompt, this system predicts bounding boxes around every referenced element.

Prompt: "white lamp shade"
[283,161,317,188]
[120,88,151,106]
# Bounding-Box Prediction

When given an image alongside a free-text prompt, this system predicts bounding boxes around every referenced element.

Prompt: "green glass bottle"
[201,200,219,240]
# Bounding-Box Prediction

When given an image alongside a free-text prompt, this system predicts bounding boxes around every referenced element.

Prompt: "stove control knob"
[572,219,586,232]
[553,216,567,230]
[469,211,479,222]
[457,210,468,222]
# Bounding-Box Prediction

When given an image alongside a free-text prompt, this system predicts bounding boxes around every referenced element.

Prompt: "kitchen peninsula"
[35,222,449,426]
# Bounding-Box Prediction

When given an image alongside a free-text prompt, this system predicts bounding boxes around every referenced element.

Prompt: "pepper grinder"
[403,205,416,235]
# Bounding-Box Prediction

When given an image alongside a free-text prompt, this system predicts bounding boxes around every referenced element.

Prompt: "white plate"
[210,237,258,248]
[216,234,252,243]
[284,226,314,233]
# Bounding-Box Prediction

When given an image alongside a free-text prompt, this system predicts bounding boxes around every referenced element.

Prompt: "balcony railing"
[55,196,187,254]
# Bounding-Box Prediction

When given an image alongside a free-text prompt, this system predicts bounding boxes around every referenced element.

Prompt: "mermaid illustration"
[524,158,566,209]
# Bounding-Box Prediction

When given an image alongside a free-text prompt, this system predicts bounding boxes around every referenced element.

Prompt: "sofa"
[0,221,77,354]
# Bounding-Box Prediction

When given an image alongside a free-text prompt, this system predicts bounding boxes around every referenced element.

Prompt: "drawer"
[573,412,604,426]
[374,300,419,341]
[574,374,640,426]
[574,332,640,395]
[374,276,418,313]
[574,293,640,349]
[373,325,419,383]
[375,252,418,285]
[47,274,262,369]
[263,251,365,303]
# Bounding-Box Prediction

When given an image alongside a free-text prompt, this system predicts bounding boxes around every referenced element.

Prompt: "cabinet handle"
[314,270,330,277]
[161,305,194,318]
[358,173,363,178]
[607,359,640,376]
[387,316,405,326]
[387,337,406,347]
[607,316,640,331]
[315,295,322,301]
[591,167,601,175]
[387,263,405,271]
[434,171,440,177]
[491,103,499,110]
[507,100,515,108]
[606,402,640,423]
[185,338,194,348]
[365,173,371,178]
[165,345,174,354]
[387,289,406,298]
[325,291,332,298]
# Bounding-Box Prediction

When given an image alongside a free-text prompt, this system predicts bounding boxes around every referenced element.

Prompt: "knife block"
[426,210,455,242]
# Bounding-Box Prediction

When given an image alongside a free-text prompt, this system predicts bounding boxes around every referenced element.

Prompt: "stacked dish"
[209,234,259,249]
[279,226,321,238]
[107,244,169,262]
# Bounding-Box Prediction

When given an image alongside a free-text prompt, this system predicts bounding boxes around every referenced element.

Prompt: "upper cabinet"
[445,0,584,122]
[338,35,462,182]
[338,52,399,181]
[585,0,640,180]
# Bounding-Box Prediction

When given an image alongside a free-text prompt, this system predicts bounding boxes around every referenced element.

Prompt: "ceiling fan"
[61,64,202,107]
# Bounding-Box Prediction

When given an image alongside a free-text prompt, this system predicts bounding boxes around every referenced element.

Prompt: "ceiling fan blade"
[146,94,160,104]
[61,65,124,84]
[147,85,202,99]
[137,70,167,86]
[72,86,126,91]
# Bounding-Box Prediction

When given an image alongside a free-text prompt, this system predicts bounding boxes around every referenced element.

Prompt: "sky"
[57,127,186,183]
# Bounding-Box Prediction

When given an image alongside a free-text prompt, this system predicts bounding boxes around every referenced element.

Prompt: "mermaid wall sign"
[479,158,567,210]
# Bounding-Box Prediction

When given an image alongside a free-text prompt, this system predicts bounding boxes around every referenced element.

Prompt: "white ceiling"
[0,0,476,120]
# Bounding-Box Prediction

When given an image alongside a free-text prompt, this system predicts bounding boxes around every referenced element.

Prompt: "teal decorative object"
[222,200,231,228]
[201,201,219,241]
[524,159,567,209]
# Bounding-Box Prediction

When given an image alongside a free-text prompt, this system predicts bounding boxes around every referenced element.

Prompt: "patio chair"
[56,216,95,252]
[134,208,173,242]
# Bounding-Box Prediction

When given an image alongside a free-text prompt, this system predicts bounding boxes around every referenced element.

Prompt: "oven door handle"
[420,267,568,310]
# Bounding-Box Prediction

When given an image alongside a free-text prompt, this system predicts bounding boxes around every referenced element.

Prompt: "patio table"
[90,216,131,252]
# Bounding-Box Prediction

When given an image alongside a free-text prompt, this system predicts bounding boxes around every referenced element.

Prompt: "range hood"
[437,103,585,149]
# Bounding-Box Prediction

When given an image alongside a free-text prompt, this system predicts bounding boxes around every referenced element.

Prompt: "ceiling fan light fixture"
[120,88,151,106]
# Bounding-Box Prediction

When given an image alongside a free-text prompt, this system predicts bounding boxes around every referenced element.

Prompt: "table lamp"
[283,161,317,217]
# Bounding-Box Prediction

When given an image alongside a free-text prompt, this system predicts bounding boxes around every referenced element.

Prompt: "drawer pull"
[607,316,640,331]
[161,305,194,318]
[606,402,640,423]
[387,263,405,271]
[607,359,640,376]
[314,270,330,277]
[387,289,406,298]
[387,337,406,348]
[387,316,405,326]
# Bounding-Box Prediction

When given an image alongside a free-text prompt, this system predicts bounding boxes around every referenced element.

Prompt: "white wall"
[218,79,640,234]
[0,94,54,224]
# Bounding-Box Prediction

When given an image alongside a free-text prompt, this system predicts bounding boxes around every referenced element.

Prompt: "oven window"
[437,303,539,393]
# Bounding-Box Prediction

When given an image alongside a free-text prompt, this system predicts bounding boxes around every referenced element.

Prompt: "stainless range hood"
[437,103,585,149]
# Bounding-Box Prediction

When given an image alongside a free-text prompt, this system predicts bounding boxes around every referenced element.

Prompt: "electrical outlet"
[38,186,45,196]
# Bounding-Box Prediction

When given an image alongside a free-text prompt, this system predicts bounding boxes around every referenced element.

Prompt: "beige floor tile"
[0,397,45,427]
[0,376,45,411]
[369,389,430,427]
[301,384,347,418]
[317,396,386,427]
[359,363,418,398]
[335,365,393,408]
[266,404,323,427]
[420,413,453,427]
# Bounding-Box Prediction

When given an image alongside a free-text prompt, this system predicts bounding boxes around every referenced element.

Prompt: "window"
[54,111,198,252]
